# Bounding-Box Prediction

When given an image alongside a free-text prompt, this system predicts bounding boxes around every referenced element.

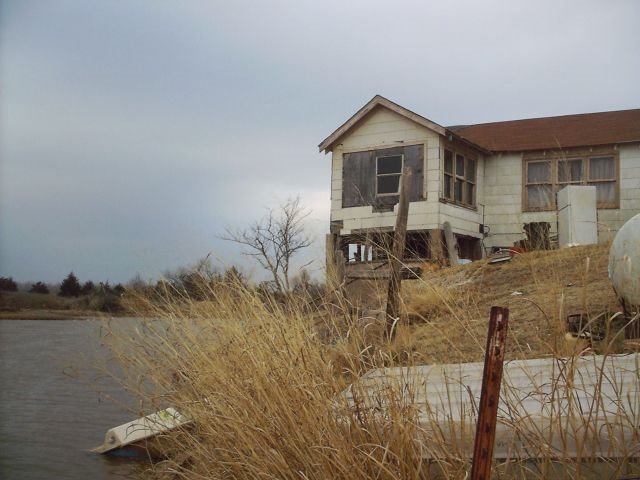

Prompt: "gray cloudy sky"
[1,0,639,283]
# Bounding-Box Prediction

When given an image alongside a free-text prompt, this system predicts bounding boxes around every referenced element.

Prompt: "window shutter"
[403,144,424,201]
[342,151,375,207]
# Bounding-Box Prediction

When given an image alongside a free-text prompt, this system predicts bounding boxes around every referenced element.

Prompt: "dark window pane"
[558,159,583,183]
[527,184,553,209]
[444,150,453,174]
[465,182,475,205]
[377,155,402,175]
[589,157,614,180]
[589,181,616,205]
[467,158,476,182]
[527,161,551,183]
[444,174,452,199]
[456,154,465,177]
[455,179,463,202]
[378,175,400,194]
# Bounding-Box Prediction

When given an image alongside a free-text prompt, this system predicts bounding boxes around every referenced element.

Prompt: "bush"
[163,257,222,301]
[80,281,95,295]
[113,283,125,296]
[0,277,18,292]
[29,282,50,294]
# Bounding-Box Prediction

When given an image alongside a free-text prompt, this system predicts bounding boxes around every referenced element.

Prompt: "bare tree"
[223,197,311,295]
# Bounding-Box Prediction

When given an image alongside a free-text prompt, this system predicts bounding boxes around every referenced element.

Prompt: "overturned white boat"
[93,407,190,458]
[341,353,640,461]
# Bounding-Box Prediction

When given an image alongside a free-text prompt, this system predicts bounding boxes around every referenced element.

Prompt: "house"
[319,95,640,267]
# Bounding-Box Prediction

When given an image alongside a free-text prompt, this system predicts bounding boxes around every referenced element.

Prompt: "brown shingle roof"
[451,109,640,152]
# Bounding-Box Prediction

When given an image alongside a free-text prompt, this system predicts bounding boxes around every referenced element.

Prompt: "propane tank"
[609,214,640,335]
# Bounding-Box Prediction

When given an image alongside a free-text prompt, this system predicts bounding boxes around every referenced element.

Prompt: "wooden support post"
[325,233,338,289]
[335,250,346,291]
[443,221,459,266]
[470,306,510,480]
[363,232,370,263]
[428,228,445,265]
[385,168,412,339]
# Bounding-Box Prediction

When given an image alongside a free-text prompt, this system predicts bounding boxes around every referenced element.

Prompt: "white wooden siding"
[330,108,441,234]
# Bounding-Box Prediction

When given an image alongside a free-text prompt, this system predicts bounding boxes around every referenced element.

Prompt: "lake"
[0,319,142,479]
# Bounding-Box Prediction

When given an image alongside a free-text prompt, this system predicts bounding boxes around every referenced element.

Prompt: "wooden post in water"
[385,168,412,339]
[470,306,509,480]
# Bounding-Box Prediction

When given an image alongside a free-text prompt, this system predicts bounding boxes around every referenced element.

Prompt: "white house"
[319,95,640,265]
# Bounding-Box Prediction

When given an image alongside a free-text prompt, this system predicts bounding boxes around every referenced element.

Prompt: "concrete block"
[621,198,640,210]
[621,178,640,189]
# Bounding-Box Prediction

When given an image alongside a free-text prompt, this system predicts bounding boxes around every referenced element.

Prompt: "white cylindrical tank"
[609,213,640,307]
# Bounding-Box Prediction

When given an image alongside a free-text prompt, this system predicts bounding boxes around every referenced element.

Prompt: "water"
[0,319,141,480]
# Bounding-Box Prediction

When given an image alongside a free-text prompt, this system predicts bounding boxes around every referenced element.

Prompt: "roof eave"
[482,138,640,154]
[319,95,447,153]
[444,130,493,155]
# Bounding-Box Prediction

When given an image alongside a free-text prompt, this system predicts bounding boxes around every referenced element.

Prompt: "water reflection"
[0,319,141,480]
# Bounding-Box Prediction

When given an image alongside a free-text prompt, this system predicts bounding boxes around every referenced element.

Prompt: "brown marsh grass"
[103,244,640,479]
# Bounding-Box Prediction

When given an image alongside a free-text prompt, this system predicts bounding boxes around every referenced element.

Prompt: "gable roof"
[319,95,447,153]
[320,96,640,155]
[452,109,640,152]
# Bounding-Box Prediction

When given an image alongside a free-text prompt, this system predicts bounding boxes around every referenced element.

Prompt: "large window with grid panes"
[443,148,476,207]
[524,153,618,211]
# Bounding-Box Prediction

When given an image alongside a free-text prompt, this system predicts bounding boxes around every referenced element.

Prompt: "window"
[525,160,553,209]
[443,149,476,207]
[589,157,616,206]
[524,155,617,210]
[376,155,403,195]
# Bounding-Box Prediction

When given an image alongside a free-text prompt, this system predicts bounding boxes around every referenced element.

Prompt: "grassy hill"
[399,243,626,364]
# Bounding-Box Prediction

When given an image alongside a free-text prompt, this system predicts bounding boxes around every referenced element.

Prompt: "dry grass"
[106,285,427,479]
[102,244,639,480]
[402,243,627,364]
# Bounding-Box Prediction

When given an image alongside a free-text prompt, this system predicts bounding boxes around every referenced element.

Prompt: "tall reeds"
[103,244,639,479]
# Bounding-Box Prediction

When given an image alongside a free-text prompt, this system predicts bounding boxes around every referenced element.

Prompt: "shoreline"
[0,309,127,320]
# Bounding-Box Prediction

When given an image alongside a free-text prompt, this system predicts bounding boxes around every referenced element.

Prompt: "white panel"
[557,185,598,247]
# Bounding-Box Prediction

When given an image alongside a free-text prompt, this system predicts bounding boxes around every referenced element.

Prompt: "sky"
[1,0,639,284]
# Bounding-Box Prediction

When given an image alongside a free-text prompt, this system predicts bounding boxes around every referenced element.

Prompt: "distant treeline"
[0,273,127,314]
[0,259,325,315]
[0,273,125,297]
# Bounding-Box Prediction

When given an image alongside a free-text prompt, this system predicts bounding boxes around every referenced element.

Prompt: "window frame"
[442,147,477,208]
[375,154,404,197]
[523,150,619,211]
[524,160,553,211]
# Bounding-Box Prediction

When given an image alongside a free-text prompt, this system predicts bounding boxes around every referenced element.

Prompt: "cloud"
[1,0,639,282]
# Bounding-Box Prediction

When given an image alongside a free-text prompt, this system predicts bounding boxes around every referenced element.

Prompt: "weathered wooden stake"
[428,228,446,266]
[385,168,412,339]
[470,306,509,480]
[325,234,337,283]
[443,221,459,266]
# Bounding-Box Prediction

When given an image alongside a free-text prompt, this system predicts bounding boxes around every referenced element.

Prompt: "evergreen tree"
[59,272,82,297]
